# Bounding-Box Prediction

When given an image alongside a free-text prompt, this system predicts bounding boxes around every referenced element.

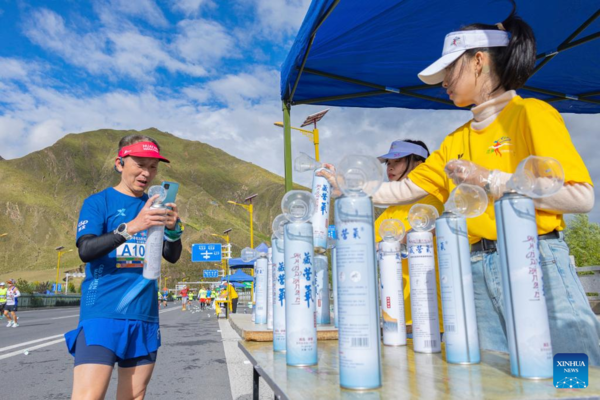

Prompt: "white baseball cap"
[0,282,4,286]
[418,30,510,85]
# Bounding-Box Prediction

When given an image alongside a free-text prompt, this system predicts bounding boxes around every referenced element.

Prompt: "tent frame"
[281,6,600,191]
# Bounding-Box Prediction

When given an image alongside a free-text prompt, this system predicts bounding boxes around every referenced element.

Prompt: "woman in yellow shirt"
[373,140,444,335]
[324,5,600,364]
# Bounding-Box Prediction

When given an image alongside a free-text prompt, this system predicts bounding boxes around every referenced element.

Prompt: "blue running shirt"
[77,188,159,323]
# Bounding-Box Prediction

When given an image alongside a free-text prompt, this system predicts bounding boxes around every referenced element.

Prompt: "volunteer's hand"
[127,195,168,234]
[316,163,342,198]
[164,203,179,230]
[444,160,490,188]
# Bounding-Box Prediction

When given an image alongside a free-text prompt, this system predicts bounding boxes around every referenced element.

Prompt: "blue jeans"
[471,233,600,366]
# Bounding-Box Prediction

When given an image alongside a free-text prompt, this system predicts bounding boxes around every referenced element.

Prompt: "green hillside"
[0,128,303,283]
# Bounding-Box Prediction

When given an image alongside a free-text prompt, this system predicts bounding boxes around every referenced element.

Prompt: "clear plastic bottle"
[334,155,383,390]
[378,219,407,346]
[407,204,441,353]
[281,190,317,366]
[143,186,167,280]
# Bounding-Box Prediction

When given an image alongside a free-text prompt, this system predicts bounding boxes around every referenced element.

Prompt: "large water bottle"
[407,203,440,353]
[271,214,288,352]
[378,218,407,346]
[241,247,268,324]
[143,185,167,280]
[495,156,563,379]
[334,155,383,390]
[436,183,487,364]
[282,190,317,366]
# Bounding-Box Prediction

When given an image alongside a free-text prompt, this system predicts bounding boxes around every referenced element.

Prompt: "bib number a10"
[116,241,146,268]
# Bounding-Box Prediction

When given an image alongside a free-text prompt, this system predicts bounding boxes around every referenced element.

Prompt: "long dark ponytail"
[459,0,536,92]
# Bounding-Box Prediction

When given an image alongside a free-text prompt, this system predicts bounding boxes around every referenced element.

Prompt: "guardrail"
[16,294,81,309]
[577,265,600,314]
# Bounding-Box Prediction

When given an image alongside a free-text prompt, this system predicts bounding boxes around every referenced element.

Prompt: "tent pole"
[283,101,293,192]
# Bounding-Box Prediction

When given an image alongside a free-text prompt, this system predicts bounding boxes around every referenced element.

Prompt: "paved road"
[0,303,263,399]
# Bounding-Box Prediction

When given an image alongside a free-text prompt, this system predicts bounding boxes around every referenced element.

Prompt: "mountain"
[0,128,304,283]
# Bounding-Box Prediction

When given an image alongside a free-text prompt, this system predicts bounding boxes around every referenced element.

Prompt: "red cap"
[118,141,170,163]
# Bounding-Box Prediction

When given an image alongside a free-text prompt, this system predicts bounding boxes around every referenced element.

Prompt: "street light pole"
[276,108,329,192]
[55,246,72,294]
[228,195,257,303]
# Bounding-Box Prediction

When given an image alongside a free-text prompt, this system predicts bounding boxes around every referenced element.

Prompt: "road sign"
[191,243,222,262]
[203,270,219,278]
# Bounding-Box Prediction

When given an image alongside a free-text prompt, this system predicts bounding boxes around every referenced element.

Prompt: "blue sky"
[1,0,599,224]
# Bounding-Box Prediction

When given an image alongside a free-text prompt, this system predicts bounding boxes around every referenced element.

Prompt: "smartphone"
[161,181,179,209]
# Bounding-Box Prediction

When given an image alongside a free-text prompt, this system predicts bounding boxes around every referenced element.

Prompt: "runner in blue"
[65,134,183,399]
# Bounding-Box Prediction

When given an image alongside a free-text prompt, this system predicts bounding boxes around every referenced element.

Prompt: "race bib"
[116,232,147,268]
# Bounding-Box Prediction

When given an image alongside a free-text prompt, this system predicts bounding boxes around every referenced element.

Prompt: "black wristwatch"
[114,223,133,240]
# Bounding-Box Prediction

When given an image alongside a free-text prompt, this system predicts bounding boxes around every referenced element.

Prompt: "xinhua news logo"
[554,353,588,389]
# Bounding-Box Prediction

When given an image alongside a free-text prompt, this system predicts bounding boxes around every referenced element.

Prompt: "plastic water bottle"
[271,214,288,352]
[334,155,383,390]
[282,190,317,366]
[144,186,167,280]
[495,156,563,378]
[407,204,441,353]
[378,219,407,346]
[436,183,487,364]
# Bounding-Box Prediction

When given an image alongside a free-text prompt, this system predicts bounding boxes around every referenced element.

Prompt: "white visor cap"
[418,30,510,85]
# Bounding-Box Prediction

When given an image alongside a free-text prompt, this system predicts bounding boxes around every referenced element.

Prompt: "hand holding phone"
[161,181,179,210]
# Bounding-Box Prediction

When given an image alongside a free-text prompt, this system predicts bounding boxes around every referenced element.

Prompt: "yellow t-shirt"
[409,96,592,244]
[227,285,239,300]
[374,194,445,330]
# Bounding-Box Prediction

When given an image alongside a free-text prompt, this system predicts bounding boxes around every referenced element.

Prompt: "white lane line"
[0,338,65,360]
[50,314,79,320]
[159,307,181,314]
[0,334,65,354]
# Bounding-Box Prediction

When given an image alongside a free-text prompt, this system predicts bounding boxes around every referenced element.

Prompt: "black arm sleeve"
[163,239,182,264]
[77,233,127,263]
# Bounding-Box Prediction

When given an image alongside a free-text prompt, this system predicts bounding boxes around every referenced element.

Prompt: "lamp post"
[210,228,233,278]
[275,108,329,191]
[55,246,73,294]
[228,195,258,303]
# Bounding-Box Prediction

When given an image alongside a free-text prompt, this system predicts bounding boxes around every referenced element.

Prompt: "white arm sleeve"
[491,171,594,214]
[372,179,429,206]
[534,183,595,214]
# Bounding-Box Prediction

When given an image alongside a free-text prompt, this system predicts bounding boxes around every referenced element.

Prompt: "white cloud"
[174,19,236,66]
[205,67,279,106]
[105,0,168,28]
[169,0,214,16]
[22,8,207,81]
[0,57,39,81]
[248,0,313,38]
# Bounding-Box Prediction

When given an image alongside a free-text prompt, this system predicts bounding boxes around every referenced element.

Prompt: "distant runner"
[180,286,189,311]
[4,279,20,328]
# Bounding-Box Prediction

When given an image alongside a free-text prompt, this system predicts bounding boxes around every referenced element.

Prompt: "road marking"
[50,314,79,320]
[0,334,65,354]
[159,307,181,314]
[0,338,65,360]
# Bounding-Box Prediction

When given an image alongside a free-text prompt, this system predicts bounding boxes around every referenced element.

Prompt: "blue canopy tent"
[228,257,255,270]
[279,0,600,190]
[223,270,254,282]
